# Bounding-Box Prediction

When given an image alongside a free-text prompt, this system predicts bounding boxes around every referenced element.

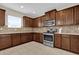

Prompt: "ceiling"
[0,3,79,18]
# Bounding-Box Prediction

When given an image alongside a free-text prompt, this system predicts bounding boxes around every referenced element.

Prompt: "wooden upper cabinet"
[74,5,79,25]
[0,34,11,49]
[45,12,50,20]
[56,11,64,25]
[33,17,42,27]
[54,34,62,48]
[56,7,74,26]
[45,9,56,20]
[0,9,5,26]
[71,35,79,53]
[62,35,70,50]
[23,16,33,27]
[63,8,74,25]
[49,9,56,20]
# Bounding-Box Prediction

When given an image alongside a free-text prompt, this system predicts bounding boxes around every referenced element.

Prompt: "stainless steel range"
[43,29,57,48]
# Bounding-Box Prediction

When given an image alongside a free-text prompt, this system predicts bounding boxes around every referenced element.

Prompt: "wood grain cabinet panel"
[71,35,79,53]
[33,17,42,28]
[0,9,5,26]
[21,33,28,43]
[26,33,33,42]
[74,5,79,25]
[23,16,33,27]
[63,8,74,25]
[62,35,70,50]
[21,33,33,43]
[56,7,74,26]
[12,33,21,46]
[0,34,11,49]
[33,33,43,43]
[45,9,56,20]
[56,11,64,25]
[54,34,62,48]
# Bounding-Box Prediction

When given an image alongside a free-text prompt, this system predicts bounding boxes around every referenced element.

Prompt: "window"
[8,15,22,28]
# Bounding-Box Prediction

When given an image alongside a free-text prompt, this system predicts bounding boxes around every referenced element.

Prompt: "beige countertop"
[55,33,79,35]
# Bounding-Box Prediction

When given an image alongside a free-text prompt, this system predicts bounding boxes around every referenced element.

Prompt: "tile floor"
[0,41,76,55]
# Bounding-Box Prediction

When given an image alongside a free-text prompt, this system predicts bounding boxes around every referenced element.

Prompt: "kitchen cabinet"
[49,9,56,20]
[21,33,33,43]
[26,33,33,42]
[71,35,79,53]
[0,34,11,50]
[56,7,74,26]
[21,33,28,43]
[12,33,21,46]
[74,5,79,25]
[0,9,5,26]
[45,9,56,20]
[33,33,43,43]
[62,35,70,50]
[54,34,62,48]
[63,7,74,25]
[23,16,33,27]
[33,17,42,27]
[56,11,64,25]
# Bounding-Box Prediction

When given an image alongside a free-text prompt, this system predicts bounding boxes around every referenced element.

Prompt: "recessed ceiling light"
[20,5,24,8]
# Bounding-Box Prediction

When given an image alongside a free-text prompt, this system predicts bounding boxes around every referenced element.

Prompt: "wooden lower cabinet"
[0,34,11,49]
[11,33,21,46]
[71,35,79,53]
[21,33,33,43]
[62,35,70,50]
[33,33,43,43]
[55,34,79,54]
[54,34,62,48]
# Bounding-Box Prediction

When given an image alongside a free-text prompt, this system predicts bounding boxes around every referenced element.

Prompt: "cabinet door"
[23,16,33,27]
[26,33,33,42]
[21,33,33,43]
[0,34,11,49]
[21,33,28,43]
[0,9,5,26]
[54,34,62,48]
[33,33,43,43]
[50,10,56,20]
[56,11,64,25]
[71,35,79,53]
[33,17,42,27]
[12,33,21,46]
[62,35,70,50]
[74,5,79,25]
[45,12,50,20]
[64,8,74,25]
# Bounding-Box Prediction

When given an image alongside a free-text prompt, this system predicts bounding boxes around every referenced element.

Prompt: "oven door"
[43,34,54,41]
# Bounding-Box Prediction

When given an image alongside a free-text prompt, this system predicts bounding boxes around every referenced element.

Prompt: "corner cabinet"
[33,33,43,43]
[21,33,33,43]
[0,9,5,26]
[23,16,33,27]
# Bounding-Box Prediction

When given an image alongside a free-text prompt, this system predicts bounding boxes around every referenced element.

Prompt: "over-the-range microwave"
[43,20,55,27]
